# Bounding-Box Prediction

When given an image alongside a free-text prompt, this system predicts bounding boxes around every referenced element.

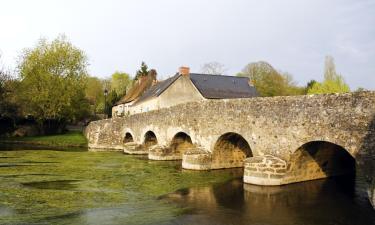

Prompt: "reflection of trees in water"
[162,176,375,225]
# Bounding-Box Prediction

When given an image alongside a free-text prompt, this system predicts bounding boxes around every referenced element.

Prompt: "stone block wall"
[85,91,375,206]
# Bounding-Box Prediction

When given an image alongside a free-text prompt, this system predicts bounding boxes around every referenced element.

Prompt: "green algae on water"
[0,149,238,224]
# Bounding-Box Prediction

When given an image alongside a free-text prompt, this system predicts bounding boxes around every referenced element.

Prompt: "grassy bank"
[0,131,87,148]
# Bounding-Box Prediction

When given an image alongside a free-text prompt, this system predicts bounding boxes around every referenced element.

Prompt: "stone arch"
[169,132,194,156]
[286,141,356,183]
[211,132,253,169]
[144,131,158,147]
[123,132,134,144]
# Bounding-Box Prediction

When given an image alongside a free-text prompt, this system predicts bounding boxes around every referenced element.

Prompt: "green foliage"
[305,80,317,92]
[0,130,87,147]
[0,68,11,115]
[134,61,149,81]
[238,61,304,96]
[307,78,350,94]
[105,90,120,117]
[84,72,132,118]
[17,35,89,126]
[85,76,104,115]
[0,58,20,118]
[307,56,350,94]
[111,71,131,96]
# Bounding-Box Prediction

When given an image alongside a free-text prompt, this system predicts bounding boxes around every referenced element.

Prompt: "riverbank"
[0,131,87,148]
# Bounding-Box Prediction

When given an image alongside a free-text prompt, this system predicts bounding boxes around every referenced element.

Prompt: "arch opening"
[212,132,253,169]
[170,132,194,155]
[288,141,356,182]
[144,131,158,147]
[123,132,134,144]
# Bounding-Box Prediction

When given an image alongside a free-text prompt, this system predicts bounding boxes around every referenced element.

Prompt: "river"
[0,147,374,225]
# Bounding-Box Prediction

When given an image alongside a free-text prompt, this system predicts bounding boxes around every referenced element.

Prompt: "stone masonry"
[85,91,375,207]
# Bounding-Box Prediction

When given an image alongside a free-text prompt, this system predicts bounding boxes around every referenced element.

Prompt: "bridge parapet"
[85,91,375,208]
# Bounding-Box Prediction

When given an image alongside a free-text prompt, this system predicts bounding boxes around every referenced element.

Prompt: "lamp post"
[104,88,108,119]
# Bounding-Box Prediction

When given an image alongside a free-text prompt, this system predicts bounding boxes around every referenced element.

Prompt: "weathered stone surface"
[123,142,147,155]
[244,155,287,185]
[85,91,375,207]
[182,148,212,170]
[148,145,182,160]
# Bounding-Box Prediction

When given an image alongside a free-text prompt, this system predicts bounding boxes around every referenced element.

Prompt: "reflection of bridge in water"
[85,91,375,207]
[161,176,375,225]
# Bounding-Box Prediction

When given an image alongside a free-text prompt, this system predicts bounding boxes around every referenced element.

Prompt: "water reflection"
[162,175,375,225]
[1,148,374,225]
[22,180,82,190]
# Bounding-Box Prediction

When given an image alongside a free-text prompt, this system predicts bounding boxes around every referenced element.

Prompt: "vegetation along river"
[0,146,374,225]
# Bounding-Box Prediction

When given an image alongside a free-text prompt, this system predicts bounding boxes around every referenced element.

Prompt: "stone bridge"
[85,91,375,207]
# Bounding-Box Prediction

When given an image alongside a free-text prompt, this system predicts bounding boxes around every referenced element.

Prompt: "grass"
[0,131,87,148]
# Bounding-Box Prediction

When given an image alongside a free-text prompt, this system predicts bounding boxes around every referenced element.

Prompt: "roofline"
[189,73,250,79]
[154,73,181,97]
[131,73,182,106]
[115,73,252,106]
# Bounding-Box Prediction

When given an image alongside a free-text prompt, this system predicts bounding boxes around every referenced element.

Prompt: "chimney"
[179,66,190,76]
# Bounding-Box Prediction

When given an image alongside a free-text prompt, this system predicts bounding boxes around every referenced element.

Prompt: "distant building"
[112,66,258,117]
[112,69,157,117]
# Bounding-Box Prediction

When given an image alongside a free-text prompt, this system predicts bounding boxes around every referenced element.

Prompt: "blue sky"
[0,0,374,89]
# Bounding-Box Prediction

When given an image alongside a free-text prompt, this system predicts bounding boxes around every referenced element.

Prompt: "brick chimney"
[179,66,190,76]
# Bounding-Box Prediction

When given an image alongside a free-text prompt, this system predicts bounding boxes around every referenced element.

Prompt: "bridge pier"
[243,155,287,185]
[182,149,212,170]
[148,145,185,160]
[123,142,148,154]
[182,147,250,170]
[148,134,197,161]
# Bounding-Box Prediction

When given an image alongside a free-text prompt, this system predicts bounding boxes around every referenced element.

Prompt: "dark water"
[162,176,375,225]
[0,147,374,225]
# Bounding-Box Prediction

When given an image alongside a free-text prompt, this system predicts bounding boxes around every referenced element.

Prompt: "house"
[112,66,258,117]
[112,70,157,117]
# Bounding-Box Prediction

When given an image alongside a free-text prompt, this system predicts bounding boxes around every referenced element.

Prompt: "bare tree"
[324,55,337,81]
[200,61,226,75]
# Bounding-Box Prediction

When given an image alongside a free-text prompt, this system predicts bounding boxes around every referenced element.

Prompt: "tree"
[111,71,131,97]
[0,58,9,113]
[17,35,89,133]
[307,56,350,94]
[0,55,19,119]
[134,61,149,81]
[200,61,226,75]
[105,90,120,117]
[237,61,303,96]
[306,80,317,91]
[355,87,367,92]
[85,76,104,116]
[324,55,336,81]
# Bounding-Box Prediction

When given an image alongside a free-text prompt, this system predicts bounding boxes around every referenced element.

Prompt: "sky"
[0,0,374,89]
